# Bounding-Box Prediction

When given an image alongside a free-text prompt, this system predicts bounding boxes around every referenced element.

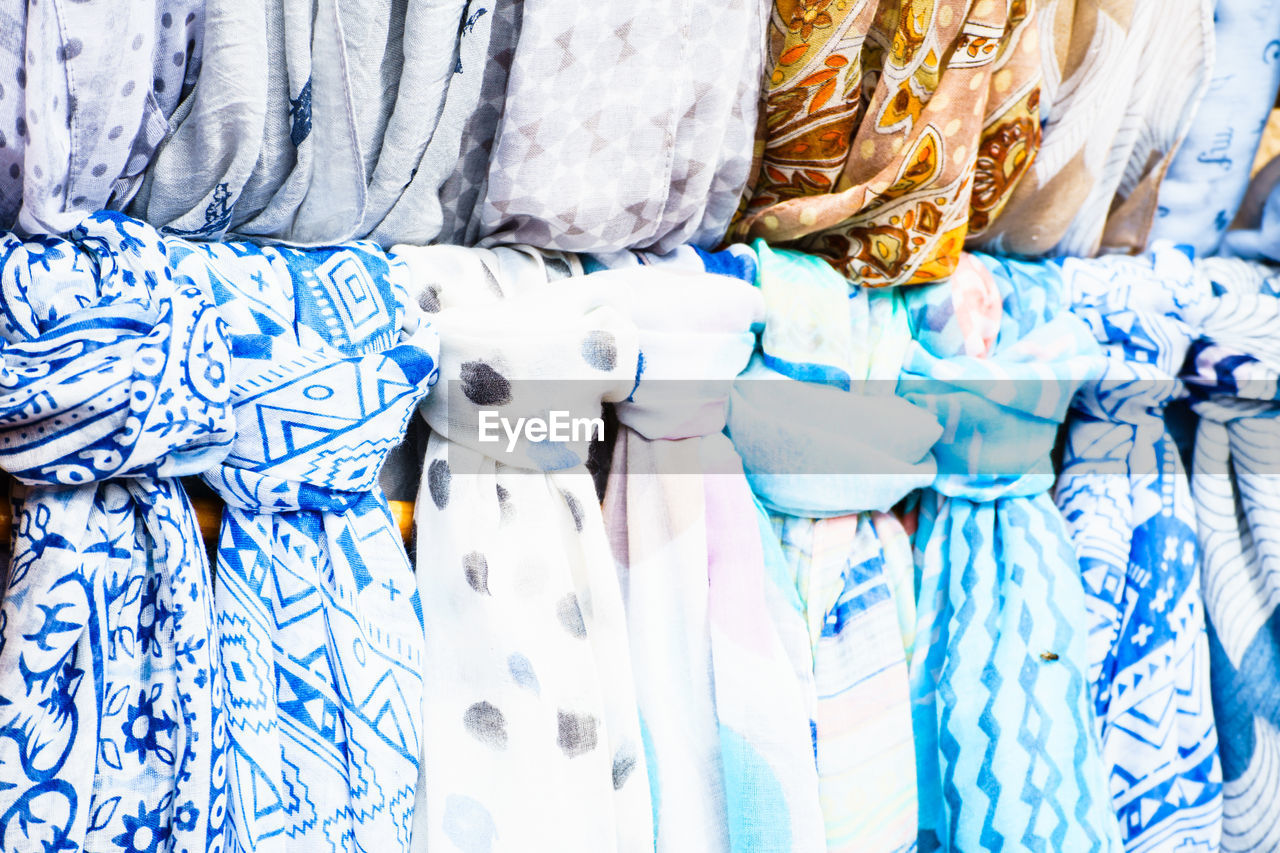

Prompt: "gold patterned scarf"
[730,0,1042,287]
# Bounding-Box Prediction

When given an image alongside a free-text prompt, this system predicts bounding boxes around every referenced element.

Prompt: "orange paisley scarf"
[731,0,1042,287]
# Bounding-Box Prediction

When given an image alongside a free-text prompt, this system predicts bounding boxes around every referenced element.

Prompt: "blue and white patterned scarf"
[901,253,1123,852]
[1054,247,1222,852]
[168,235,439,852]
[0,213,234,853]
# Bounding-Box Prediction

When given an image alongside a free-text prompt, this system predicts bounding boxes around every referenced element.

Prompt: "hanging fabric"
[0,212,233,853]
[730,0,1043,287]
[168,234,439,851]
[1054,247,1222,851]
[392,244,653,853]
[901,253,1123,851]
[726,242,938,851]
[1223,152,1280,262]
[598,264,825,853]
[0,0,203,233]
[1186,257,1280,853]
[968,0,1213,258]
[1147,0,1280,255]
[133,0,483,246]
[475,0,766,254]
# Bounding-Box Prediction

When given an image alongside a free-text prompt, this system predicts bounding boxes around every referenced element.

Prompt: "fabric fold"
[900,252,1123,851]
[393,243,653,853]
[0,212,233,853]
[1054,246,1222,852]
[169,235,438,852]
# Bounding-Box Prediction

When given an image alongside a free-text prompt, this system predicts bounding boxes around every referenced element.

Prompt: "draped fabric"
[1148,0,1280,256]
[970,0,1213,258]
[1186,257,1280,853]
[168,236,438,852]
[901,253,1123,851]
[0,0,203,233]
[1224,154,1280,263]
[392,244,653,853]
[1054,248,1222,852]
[598,266,825,853]
[730,0,1042,287]
[727,243,938,851]
[475,0,765,254]
[134,0,485,247]
[0,213,233,853]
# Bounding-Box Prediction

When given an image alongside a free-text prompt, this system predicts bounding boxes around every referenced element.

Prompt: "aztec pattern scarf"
[901,252,1123,851]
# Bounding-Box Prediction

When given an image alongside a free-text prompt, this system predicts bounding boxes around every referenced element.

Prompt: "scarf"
[0,1,202,233]
[730,0,1042,287]
[597,263,825,853]
[727,243,939,851]
[1054,247,1222,851]
[901,253,1123,851]
[1147,0,1280,255]
[168,234,439,851]
[969,0,1213,258]
[134,0,485,246]
[0,213,233,853]
[1186,257,1280,852]
[392,244,653,853]
[475,0,765,254]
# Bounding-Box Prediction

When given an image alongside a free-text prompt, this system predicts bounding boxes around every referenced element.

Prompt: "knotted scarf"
[168,235,439,851]
[134,0,487,246]
[0,212,233,853]
[1185,257,1280,852]
[597,265,825,853]
[1148,0,1280,255]
[0,0,203,233]
[392,244,653,853]
[727,243,940,851]
[730,0,1042,287]
[970,0,1213,258]
[901,253,1123,851]
[1053,247,1222,851]
[475,0,765,254]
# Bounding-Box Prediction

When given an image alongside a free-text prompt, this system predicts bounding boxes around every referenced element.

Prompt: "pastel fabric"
[598,266,826,853]
[1148,0,1280,255]
[134,0,486,246]
[0,213,234,853]
[1186,257,1280,852]
[1054,247,1222,852]
[900,254,1124,851]
[1222,156,1280,263]
[392,244,654,853]
[169,236,439,852]
[731,0,1042,287]
[727,244,939,852]
[0,0,203,233]
[476,0,765,254]
[971,0,1213,258]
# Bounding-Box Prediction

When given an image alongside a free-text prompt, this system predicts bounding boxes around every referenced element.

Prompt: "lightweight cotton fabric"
[0,0,203,233]
[1223,154,1280,263]
[901,253,1123,851]
[169,236,439,852]
[134,0,484,246]
[393,244,653,853]
[971,0,1213,258]
[728,243,940,852]
[599,267,825,853]
[0,213,233,853]
[1186,257,1280,853]
[1148,0,1280,256]
[476,0,765,254]
[731,0,1042,286]
[1054,247,1222,852]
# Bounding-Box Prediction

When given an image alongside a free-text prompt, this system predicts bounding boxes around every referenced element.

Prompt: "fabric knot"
[163,239,439,512]
[901,253,1103,501]
[0,212,234,484]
